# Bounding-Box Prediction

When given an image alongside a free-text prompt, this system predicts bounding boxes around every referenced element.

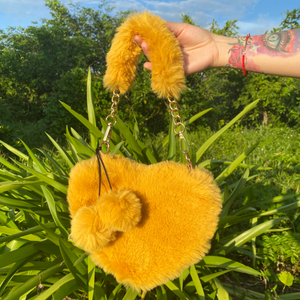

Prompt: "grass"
[152,125,300,195]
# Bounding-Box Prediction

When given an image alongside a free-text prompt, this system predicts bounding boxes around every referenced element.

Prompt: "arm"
[134,22,300,78]
[217,29,300,78]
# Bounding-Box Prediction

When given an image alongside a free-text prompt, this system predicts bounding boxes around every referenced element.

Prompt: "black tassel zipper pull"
[96,145,112,197]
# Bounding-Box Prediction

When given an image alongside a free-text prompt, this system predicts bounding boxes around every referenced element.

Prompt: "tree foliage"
[0,0,131,147]
[0,2,300,152]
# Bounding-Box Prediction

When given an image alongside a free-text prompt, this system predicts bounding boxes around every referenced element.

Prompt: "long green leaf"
[41,186,69,239]
[0,180,42,194]
[278,293,300,300]
[0,211,19,230]
[36,149,67,176]
[214,278,230,300]
[220,168,250,217]
[257,200,300,217]
[185,108,212,126]
[70,128,95,153]
[0,140,28,161]
[201,269,233,283]
[0,255,36,297]
[167,116,176,161]
[217,217,284,254]
[136,139,157,164]
[65,131,94,158]
[165,281,188,300]
[0,169,22,181]
[156,286,167,300]
[88,256,95,300]
[215,142,258,185]
[0,156,23,174]
[34,273,75,300]
[108,284,122,300]
[233,194,297,216]
[66,127,80,163]
[179,268,190,290]
[58,239,87,288]
[3,263,65,300]
[0,194,40,208]
[87,67,97,150]
[46,133,74,169]
[158,108,212,153]
[0,223,56,244]
[115,117,146,163]
[0,244,40,269]
[222,282,264,300]
[0,226,41,242]
[190,265,205,299]
[122,288,138,300]
[60,101,103,141]
[202,256,260,276]
[196,100,259,163]
[219,199,300,228]
[198,159,270,170]
[52,278,78,300]
[13,161,68,194]
[20,140,47,173]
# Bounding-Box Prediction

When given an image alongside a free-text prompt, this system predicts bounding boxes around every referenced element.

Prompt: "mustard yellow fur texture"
[103,11,186,99]
[68,154,222,292]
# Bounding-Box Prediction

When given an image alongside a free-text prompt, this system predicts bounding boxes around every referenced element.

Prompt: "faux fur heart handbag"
[67,11,222,293]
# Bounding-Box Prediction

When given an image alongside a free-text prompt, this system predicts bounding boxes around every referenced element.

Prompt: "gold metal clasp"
[99,89,120,154]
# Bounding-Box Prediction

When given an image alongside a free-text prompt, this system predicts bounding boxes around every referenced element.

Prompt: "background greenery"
[0,72,299,299]
[0,0,300,299]
[1,1,300,151]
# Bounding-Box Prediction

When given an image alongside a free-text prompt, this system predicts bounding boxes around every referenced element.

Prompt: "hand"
[134,21,220,75]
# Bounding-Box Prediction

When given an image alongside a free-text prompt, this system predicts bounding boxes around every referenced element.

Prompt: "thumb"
[166,21,187,37]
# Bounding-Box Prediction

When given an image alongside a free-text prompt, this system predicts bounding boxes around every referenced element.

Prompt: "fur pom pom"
[103,11,186,99]
[99,189,142,232]
[71,205,116,253]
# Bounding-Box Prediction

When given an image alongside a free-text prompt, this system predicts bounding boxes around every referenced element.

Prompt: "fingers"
[134,35,150,59]
[134,35,152,71]
[144,62,152,71]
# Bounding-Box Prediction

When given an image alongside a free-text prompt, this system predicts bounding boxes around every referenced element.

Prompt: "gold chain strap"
[167,95,192,169]
[100,91,192,169]
[100,89,120,153]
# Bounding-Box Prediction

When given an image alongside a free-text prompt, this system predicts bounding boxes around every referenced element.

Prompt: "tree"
[0,0,131,146]
[279,8,300,30]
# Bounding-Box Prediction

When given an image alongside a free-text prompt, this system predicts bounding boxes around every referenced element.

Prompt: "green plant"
[258,231,300,276]
[278,271,294,293]
[0,69,300,299]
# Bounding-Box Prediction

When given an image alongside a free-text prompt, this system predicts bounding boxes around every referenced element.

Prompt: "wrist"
[213,34,237,68]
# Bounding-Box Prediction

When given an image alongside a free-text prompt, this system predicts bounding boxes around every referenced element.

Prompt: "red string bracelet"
[242,33,251,76]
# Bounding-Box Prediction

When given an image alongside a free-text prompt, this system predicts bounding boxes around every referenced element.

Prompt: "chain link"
[99,91,192,169]
[167,95,192,169]
[99,89,120,153]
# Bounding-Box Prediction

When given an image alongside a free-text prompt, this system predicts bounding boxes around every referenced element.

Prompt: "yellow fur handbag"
[67,11,222,294]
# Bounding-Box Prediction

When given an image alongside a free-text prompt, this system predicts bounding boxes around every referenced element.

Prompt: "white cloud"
[0,0,284,35]
[0,0,57,27]
[109,0,260,29]
[237,14,282,36]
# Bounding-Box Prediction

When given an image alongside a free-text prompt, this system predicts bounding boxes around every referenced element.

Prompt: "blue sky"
[0,0,299,35]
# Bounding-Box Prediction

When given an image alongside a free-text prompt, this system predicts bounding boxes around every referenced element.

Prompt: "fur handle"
[103,11,186,99]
